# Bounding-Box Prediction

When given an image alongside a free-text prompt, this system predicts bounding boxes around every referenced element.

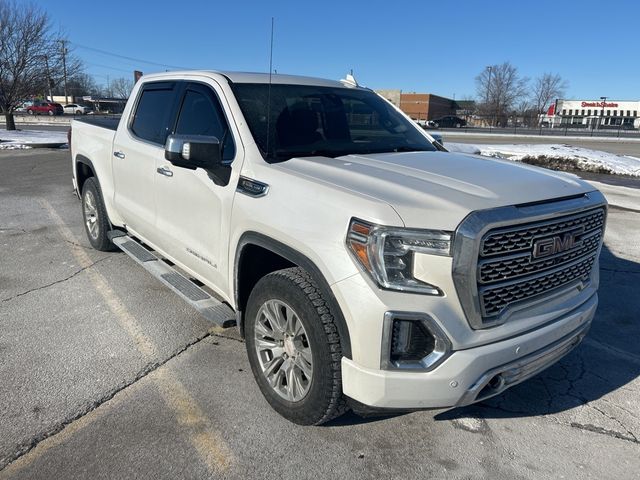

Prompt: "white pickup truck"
[70,70,607,425]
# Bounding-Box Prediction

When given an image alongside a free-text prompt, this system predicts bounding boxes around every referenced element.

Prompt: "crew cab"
[70,71,606,425]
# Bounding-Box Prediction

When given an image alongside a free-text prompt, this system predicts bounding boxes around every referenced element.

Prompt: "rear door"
[112,81,181,241]
[153,80,241,295]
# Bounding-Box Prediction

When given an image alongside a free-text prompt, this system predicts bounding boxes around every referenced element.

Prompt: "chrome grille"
[480,255,596,318]
[481,209,605,256]
[477,206,605,321]
[478,230,602,284]
[453,192,608,330]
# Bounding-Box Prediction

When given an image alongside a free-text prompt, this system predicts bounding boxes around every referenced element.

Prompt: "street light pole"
[486,66,493,131]
[599,96,607,131]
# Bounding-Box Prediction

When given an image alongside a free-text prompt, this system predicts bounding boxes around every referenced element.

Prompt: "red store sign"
[581,101,619,108]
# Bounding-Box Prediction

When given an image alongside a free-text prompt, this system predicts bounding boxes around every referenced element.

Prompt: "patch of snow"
[0,129,67,149]
[446,142,640,177]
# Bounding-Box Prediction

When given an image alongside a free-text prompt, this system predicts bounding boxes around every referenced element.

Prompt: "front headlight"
[346,218,453,295]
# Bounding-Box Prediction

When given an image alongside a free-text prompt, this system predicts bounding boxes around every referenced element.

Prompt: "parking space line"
[8,199,235,474]
[39,199,157,358]
[153,368,234,472]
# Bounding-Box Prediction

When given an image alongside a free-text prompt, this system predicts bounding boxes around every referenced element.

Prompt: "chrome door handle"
[156,166,173,177]
[113,151,125,159]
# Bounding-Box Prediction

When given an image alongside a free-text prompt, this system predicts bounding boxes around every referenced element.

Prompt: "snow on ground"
[447,142,640,177]
[0,129,67,149]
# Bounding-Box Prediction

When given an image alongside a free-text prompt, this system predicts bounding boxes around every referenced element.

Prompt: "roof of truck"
[139,70,354,88]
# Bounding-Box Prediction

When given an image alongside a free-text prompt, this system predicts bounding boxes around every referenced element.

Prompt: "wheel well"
[76,160,94,193]
[236,244,295,317]
[234,235,352,359]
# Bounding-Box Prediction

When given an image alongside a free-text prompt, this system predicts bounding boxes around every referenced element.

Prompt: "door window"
[174,86,235,161]
[130,83,177,145]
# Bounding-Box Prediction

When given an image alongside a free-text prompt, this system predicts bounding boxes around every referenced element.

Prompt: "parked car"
[26,100,63,116]
[428,115,467,128]
[64,104,92,115]
[70,70,606,425]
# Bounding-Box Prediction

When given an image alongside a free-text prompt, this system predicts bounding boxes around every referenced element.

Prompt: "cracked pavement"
[0,149,639,479]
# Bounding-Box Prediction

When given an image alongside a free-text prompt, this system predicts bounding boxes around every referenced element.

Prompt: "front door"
[153,80,242,298]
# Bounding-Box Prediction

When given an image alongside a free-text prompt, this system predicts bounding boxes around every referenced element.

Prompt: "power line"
[71,42,188,70]
[84,61,133,74]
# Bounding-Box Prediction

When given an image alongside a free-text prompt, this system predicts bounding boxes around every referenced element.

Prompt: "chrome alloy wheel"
[83,190,99,240]
[254,299,313,402]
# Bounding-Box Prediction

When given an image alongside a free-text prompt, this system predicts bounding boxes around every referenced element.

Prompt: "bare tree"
[110,77,133,99]
[66,72,101,98]
[0,1,81,129]
[531,73,567,124]
[476,62,529,127]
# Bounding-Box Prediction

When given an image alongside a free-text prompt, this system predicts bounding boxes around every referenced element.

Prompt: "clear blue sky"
[38,0,639,100]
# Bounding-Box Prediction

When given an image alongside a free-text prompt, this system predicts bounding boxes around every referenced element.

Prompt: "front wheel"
[81,177,117,251]
[48,110,54,116]
[245,267,348,425]
[27,109,34,115]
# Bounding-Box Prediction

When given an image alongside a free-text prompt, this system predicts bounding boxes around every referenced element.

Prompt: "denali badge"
[532,228,584,259]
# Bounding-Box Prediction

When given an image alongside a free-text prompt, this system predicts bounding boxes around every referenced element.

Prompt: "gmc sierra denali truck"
[70,71,607,425]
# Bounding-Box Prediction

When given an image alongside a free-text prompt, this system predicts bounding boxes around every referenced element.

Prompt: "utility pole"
[59,40,68,105]
[599,96,607,130]
[43,55,53,102]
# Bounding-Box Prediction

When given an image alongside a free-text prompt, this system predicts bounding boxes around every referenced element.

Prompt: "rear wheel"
[81,177,117,251]
[455,122,462,128]
[245,267,348,425]
[76,110,82,115]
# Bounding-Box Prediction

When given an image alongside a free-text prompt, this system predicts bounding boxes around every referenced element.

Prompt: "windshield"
[231,83,437,162]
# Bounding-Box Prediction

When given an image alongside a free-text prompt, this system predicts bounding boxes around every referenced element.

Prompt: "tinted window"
[174,87,235,161]
[131,84,176,145]
[231,83,436,162]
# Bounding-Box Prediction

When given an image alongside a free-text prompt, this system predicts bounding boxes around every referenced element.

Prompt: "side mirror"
[164,134,222,170]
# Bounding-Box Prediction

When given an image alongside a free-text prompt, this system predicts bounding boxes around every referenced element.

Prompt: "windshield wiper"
[274,148,346,160]
[391,146,434,153]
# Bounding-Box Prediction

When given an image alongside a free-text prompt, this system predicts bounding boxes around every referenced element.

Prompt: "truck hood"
[276,151,595,230]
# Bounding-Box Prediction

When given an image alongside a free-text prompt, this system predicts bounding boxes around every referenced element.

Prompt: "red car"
[26,100,64,116]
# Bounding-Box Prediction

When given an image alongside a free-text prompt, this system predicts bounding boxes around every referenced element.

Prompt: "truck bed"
[73,116,121,131]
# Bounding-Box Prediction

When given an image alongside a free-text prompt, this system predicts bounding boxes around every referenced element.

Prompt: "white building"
[545,99,640,129]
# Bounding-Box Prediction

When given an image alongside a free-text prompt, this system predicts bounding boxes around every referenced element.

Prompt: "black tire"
[245,267,348,425]
[76,110,82,115]
[48,110,54,116]
[27,109,34,115]
[455,123,462,128]
[81,177,117,251]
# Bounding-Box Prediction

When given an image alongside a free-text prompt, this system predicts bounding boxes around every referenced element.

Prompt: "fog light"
[382,312,451,371]
[390,320,435,362]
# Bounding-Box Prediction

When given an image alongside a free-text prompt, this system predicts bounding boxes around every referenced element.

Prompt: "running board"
[109,232,236,328]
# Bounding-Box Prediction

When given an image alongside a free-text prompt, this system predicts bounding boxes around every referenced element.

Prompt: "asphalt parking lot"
[1,149,639,479]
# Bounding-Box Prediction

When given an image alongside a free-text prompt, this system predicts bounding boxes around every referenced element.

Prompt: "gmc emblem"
[532,228,584,259]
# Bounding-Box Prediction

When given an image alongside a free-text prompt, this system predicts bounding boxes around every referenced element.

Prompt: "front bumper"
[341,292,597,409]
